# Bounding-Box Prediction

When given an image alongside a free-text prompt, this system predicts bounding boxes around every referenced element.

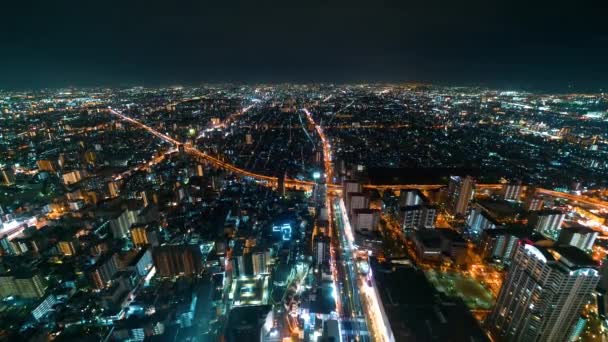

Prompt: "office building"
[401,205,437,230]
[532,210,565,239]
[32,294,58,321]
[110,209,140,238]
[1,167,15,186]
[37,160,56,172]
[225,305,274,342]
[502,180,523,201]
[89,253,119,290]
[488,243,599,342]
[352,208,380,232]
[131,224,159,247]
[57,239,79,256]
[251,247,270,276]
[0,272,47,299]
[347,192,369,219]
[400,190,424,207]
[343,180,362,197]
[313,234,331,267]
[480,228,530,262]
[447,175,475,217]
[466,204,499,237]
[558,224,598,252]
[62,170,82,185]
[153,244,203,277]
[524,195,544,211]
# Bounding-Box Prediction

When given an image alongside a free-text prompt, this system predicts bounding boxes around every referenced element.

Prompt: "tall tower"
[447,175,475,217]
[488,242,599,342]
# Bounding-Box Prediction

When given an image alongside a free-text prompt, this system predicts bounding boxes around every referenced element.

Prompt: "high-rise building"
[32,294,58,321]
[502,180,523,201]
[1,167,15,186]
[110,209,140,238]
[352,209,380,232]
[401,205,438,230]
[488,243,599,342]
[480,228,530,263]
[0,272,47,299]
[313,234,331,267]
[347,192,369,219]
[36,160,56,172]
[400,190,423,207]
[127,247,154,277]
[62,170,82,185]
[130,224,159,247]
[83,151,96,165]
[558,225,598,252]
[524,195,544,211]
[108,181,120,198]
[466,204,500,237]
[447,176,475,217]
[57,239,79,256]
[251,247,269,276]
[89,253,119,290]
[277,170,285,198]
[532,210,565,239]
[343,180,362,197]
[153,244,203,277]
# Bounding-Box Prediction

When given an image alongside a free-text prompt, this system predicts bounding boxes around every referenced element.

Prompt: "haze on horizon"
[0,0,606,91]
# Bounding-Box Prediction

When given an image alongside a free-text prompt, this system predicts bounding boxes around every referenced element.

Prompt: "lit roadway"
[332,200,370,341]
[108,107,317,190]
[303,108,333,184]
[335,199,393,342]
[107,105,608,342]
[108,107,608,209]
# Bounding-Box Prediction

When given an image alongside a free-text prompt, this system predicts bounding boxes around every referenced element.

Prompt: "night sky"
[1,0,607,90]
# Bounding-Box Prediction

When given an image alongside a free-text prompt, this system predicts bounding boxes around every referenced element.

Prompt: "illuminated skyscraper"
[0,167,15,186]
[62,170,82,185]
[502,180,523,201]
[57,239,79,256]
[558,225,598,252]
[251,247,269,276]
[524,195,544,211]
[313,234,331,267]
[110,209,140,238]
[532,210,565,239]
[88,253,119,290]
[488,243,599,342]
[108,181,120,198]
[0,272,47,299]
[36,160,56,172]
[347,192,369,219]
[447,175,475,217]
[153,244,203,277]
[130,224,159,247]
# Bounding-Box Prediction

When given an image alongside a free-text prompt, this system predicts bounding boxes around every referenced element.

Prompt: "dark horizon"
[1,0,607,92]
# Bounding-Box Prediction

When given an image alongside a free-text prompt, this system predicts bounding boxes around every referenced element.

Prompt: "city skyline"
[1,1,608,340]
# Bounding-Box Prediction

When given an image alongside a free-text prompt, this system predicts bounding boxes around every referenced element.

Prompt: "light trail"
[108,107,316,190]
[302,108,333,184]
[335,198,392,342]
[113,148,177,181]
[108,108,608,211]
